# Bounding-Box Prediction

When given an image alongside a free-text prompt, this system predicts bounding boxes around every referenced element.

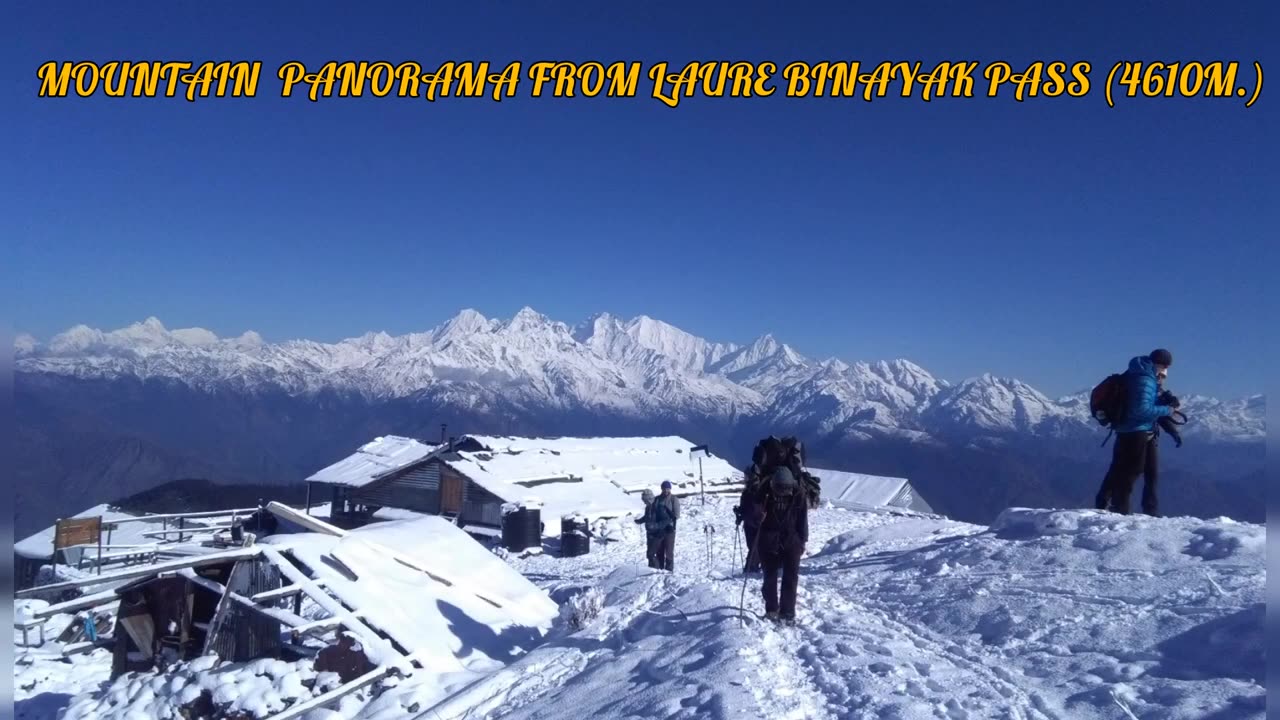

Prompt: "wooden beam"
[257,546,398,663]
[175,568,308,628]
[105,508,259,525]
[26,588,121,621]
[289,612,367,640]
[261,663,401,720]
[265,502,346,536]
[15,547,261,598]
[140,525,233,539]
[251,579,326,604]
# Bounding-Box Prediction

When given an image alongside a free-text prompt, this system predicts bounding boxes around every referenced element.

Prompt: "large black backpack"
[746,436,821,509]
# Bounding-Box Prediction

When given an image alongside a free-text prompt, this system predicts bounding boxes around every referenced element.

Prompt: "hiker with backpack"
[737,436,823,579]
[634,489,663,568]
[1096,368,1187,516]
[750,465,810,624]
[653,480,680,571]
[1091,349,1181,516]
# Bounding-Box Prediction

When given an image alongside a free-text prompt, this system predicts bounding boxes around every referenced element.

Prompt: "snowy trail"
[773,577,1058,720]
[506,499,1264,720]
[498,502,1011,719]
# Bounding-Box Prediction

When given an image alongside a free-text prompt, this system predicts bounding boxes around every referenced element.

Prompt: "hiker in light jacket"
[634,489,662,568]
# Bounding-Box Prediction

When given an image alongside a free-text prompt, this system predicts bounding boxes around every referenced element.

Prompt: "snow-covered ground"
[15,495,1265,720]
[485,498,1266,719]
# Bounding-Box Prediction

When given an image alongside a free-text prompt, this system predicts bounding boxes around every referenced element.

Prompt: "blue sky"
[6,1,1274,399]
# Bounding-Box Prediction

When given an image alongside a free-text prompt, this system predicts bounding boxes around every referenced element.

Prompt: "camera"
[1157,390,1181,409]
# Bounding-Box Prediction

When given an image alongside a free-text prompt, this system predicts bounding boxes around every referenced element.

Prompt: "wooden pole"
[261,663,402,720]
[96,530,103,575]
[51,518,60,577]
[699,456,705,506]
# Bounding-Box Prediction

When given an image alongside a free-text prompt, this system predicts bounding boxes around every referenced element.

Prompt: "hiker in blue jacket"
[1096,349,1179,515]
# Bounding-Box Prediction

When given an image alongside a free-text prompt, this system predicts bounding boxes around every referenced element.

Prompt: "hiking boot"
[764,611,780,622]
[780,614,796,626]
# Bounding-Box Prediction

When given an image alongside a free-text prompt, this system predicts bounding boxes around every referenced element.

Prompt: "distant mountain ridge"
[15,308,1265,445]
[13,308,1265,537]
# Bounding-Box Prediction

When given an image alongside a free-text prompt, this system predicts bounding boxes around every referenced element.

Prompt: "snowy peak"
[874,359,946,392]
[119,317,172,346]
[432,308,495,344]
[37,317,268,358]
[711,333,799,377]
[498,306,571,340]
[571,312,737,374]
[623,315,737,372]
[926,373,1067,435]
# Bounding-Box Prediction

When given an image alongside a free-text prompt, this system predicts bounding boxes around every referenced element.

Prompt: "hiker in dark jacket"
[634,489,662,568]
[1095,349,1178,515]
[653,481,680,571]
[756,466,809,624]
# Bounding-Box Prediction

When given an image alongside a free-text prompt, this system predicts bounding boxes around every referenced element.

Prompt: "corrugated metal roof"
[438,434,743,534]
[305,435,441,488]
[807,466,932,513]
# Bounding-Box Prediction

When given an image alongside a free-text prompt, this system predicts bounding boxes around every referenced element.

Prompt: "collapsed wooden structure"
[13,503,499,720]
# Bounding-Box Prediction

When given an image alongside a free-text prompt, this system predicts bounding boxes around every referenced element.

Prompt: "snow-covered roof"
[441,435,743,532]
[305,435,441,488]
[808,467,933,513]
[263,516,557,666]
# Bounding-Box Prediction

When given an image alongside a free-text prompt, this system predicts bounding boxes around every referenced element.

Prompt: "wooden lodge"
[304,434,745,539]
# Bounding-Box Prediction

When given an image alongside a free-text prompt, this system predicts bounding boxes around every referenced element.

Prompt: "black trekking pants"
[760,544,804,618]
[743,523,761,572]
[1096,431,1157,515]
[645,533,661,569]
[1141,434,1159,517]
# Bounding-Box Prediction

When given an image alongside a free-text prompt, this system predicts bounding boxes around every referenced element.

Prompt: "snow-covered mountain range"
[14,307,1266,445]
[12,308,1266,539]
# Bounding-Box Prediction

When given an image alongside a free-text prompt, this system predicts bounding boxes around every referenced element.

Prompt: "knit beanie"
[1149,348,1173,367]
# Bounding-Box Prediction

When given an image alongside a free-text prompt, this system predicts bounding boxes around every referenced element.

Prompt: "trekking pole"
[731,524,740,576]
[706,517,716,573]
[738,510,767,623]
[707,523,715,579]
